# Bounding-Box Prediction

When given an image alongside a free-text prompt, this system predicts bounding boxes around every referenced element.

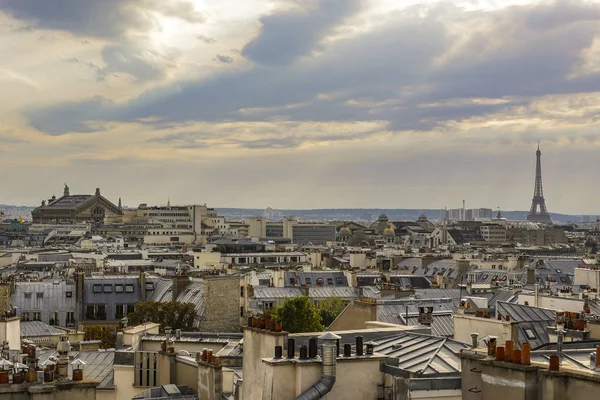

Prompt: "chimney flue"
[287,338,295,359]
[356,336,363,356]
[309,337,318,358]
[299,345,308,360]
[470,332,479,348]
[343,343,352,357]
[274,346,282,359]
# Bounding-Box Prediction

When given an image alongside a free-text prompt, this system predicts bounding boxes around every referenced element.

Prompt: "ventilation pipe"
[470,332,479,348]
[296,332,341,400]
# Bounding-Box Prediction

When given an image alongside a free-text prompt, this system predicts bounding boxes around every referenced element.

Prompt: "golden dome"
[383,224,395,236]
[339,226,351,236]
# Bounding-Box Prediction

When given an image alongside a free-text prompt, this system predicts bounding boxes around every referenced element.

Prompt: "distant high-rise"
[526,144,552,224]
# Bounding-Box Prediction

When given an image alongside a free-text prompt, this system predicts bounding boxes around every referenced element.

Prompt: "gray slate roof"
[496,301,555,349]
[375,333,469,375]
[38,349,114,389]
[21,321,65,337]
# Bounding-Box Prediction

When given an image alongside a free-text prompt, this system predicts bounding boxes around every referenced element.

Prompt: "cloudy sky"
[1,0,599,214]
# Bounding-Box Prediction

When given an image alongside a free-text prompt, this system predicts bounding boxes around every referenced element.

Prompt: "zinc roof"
[375,333,469,375]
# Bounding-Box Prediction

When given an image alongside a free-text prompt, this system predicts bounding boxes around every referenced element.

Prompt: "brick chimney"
[172,274,192,300]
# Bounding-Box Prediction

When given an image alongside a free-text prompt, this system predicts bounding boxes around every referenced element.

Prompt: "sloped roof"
[375,333,469,375]
[21,321,65,337]
[497,301,555,349]
[405,314,455,337]
[38,349,114,389]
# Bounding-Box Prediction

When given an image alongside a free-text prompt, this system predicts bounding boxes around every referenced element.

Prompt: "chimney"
[175,329,182,340]
[300,284,309,297]
[139,270,147,300]
[287,338,295,359]
[471,332,479,348]
[526,268,535,285]
[343,343,352,357]
[297,332,340,400]
[172,274,192,300]
[56,336,71,379]
[309,337,318,359]
[356,336,363,356]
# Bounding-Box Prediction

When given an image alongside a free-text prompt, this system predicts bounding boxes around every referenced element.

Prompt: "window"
[49,312,58,326]
[263,302,274,310]
[524,329,536,340]
[305,278,312,285]
[93,284,102,293]
[327,278,333,285]
[86,304,107,320]
[36,292,44,299]
[24,293,31,299]
[66,312,75,327]
[86,305,96,320]
[145,282,154,291]
[316,278,324,285]
[115,284,124,293]
[240,306,245,317]
[336,277,344,285]
[104,284,113,293]
[240,286,244,297]
[116,305,125,320]
[21,312,29,321]
[125,284,134,293]
[128,304,135,314]
[66,291,72,298]
[33,312,41,321]
[97,305,107,320]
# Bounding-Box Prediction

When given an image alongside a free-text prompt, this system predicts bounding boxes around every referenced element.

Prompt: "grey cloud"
[27,97,115,135]
[147,125,380,150]
[197,35,217,44]
[22,1,600,141]
[215,54,234,64]
[0,0,203,38]
[241,0,362,65]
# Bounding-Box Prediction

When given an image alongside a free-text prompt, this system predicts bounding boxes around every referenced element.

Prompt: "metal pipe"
[296,332,341,400]
[309,337,318,359]
[470,332,478,348]
[287,338,295,359]
[356,336,363,356]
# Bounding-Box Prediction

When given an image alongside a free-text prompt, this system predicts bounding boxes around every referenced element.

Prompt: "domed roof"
[383,224,395,236]
[339,226,351,236]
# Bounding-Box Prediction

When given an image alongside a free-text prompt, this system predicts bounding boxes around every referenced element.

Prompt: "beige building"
[479,224,507,244]
[460,344,600,400]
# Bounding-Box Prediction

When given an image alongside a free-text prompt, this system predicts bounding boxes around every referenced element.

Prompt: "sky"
[1,0,600,214]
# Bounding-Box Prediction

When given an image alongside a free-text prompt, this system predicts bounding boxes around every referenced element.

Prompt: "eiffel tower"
[526,144,552,224]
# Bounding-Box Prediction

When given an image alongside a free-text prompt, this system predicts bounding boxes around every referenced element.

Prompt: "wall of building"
[454,314,518,345]
[96,389,116,400]
[197,361,222,400]
[260,357,385,400]
[517,294,584,313]
[241,328,288,400]
[574,268,600,290]
[175,358,199,394]
[0,318,21,349]
[201,276,241,333]
[194,252,222,269]
[461,352,600,400]
[539,370,600,400]
[113,365,147,400]
[328,302,376,331]
[0,381,98,400]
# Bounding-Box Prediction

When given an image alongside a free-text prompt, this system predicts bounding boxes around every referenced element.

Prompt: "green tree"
[272,296,324,333]
[84,325,116,348]
[127,301,197,331]
[316,298,347,328]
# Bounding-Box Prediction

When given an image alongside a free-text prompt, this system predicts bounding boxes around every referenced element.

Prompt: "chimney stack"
[470,332,479,348]
[355,336,363,356]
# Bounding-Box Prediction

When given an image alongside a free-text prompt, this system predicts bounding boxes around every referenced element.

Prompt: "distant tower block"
[526,144,552,224]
